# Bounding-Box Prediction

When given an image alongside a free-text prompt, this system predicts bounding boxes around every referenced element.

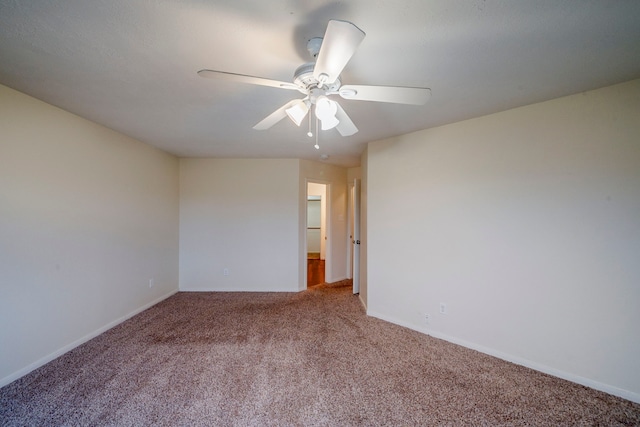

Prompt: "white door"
[353,179,361,294]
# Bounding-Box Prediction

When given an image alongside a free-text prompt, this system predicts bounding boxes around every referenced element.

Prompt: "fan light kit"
[198,20,431,150]
[285,100,309,126]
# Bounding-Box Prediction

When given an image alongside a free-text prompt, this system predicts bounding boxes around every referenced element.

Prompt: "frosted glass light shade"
[285,100,309,126]
[320,115,339,130]
[315,96,339,130]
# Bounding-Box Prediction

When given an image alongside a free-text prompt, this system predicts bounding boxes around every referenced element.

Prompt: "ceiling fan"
[198,20,431,140]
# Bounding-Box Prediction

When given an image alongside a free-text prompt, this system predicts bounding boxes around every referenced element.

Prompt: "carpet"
[1,280,639,426]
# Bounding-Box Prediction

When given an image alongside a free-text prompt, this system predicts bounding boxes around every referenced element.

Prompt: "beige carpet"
[1,280,639,426]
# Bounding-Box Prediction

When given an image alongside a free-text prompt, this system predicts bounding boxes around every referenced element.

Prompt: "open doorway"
[307,182,327,287]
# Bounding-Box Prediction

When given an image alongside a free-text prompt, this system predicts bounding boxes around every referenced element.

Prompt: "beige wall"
[347,167,362,183]
[179,158,300,291]
[0,84,179,386]
[179,158,349,292]
[365,79,640,402]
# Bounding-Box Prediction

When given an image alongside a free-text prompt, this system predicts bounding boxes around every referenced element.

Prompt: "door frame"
[346,181,354,280]
[305,180,330,287]
[352,178,361,294]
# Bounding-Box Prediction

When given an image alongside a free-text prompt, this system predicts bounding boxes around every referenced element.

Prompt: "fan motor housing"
[293,62,341,92]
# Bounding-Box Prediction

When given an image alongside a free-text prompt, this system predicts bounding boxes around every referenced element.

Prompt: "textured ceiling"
[1,1,639,167]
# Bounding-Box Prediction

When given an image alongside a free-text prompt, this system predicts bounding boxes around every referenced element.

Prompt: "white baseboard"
[0,289,178,389]
[358,294,367,311]
[180,287,297,292]
[366,309,640,404]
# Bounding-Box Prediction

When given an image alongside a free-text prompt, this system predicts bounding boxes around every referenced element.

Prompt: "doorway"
[351,179,361,294]
[307,182,327,287]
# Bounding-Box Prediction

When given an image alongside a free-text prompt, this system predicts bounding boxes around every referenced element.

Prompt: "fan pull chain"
[307,105,313,137]
[314,116,320,149]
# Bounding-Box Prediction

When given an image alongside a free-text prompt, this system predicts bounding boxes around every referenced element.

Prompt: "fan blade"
[339,85,431,105]
[198,69,301,91]
[253,100,301,130]
[313,20,365,86]
[334,102,358,136]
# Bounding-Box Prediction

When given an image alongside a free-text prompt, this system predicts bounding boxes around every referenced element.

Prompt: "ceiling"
[1,1,639,167]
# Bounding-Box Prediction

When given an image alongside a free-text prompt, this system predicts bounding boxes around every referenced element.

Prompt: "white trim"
[346,181,354,280]
[0,289,178,389]
[358,294,367,311]
[181,287,297,293]
[305,179,330,287]
[367,309,640,404]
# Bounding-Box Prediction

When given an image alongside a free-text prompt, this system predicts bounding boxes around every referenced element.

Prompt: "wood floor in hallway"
[307,258,325,287]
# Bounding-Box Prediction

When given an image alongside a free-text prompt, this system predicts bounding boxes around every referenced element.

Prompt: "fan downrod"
[306,37,323,58]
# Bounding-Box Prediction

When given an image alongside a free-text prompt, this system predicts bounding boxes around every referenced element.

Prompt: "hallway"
[307,257,325,287]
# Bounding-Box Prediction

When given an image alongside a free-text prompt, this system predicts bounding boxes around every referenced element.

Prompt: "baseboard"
[180,287,297,292]
[366,309,640,404]
[358,294,367,311]
[0,289,178,389]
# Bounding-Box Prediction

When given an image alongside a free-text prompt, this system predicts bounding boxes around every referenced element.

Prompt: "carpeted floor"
[1,280,639,426]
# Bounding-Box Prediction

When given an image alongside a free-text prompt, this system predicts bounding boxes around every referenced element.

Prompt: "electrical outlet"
[149,278,154,288]
[439,303,447,315]
[424,313,430,324]
[223,268,229,276]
